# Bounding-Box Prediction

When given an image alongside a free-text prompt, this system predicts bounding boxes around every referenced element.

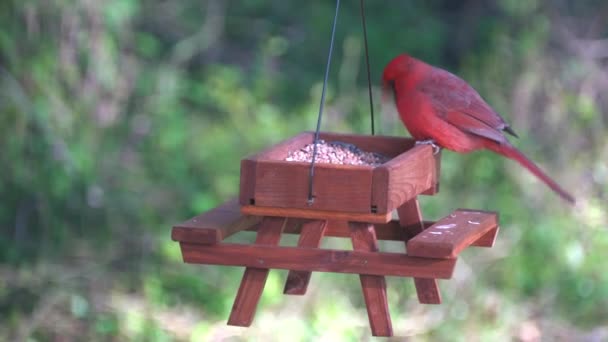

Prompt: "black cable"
[307,0,341,205]
[360,0,375,135]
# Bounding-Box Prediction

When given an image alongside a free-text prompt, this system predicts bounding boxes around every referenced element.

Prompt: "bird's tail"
[485,142,575,204]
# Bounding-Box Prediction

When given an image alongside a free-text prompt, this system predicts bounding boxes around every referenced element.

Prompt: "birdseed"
[285,140,389,166]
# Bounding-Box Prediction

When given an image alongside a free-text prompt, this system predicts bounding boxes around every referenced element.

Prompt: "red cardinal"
[382,54,575,204]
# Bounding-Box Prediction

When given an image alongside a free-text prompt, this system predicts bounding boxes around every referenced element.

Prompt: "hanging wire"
[307,0,341,205]
[360,0,375,135]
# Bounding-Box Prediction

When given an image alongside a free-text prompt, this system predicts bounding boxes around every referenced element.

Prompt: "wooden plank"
[414,278,442,304]
[349,222,392,337]
[397,198,425,239]
[249,219,433,241]
[253,160,374,213]
[421,150,441,195]
[322,220,350,238]
[172,200,495,246]
[228,217,286,327]
[241,205,391,224]
[407,209,498,259]
[253,131,415,161]
[318,132,414,158]
[471,226,499,247]
[378,145,436,212]
[397,199,442,304]
[239,131,439,213]
[255,132,314,160]
[171,199,260,245]
[371,166,389,214]
[283,220,327,295]
[247,218,493,245]
[239,132,313,206]
[172,198,436,244]
[180,243,456,279]
[239,158,257,206]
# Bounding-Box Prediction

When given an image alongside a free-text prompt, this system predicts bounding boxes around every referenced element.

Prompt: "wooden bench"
[172,198,499,335]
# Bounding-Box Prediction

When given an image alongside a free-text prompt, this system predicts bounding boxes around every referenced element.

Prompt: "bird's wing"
[417,69,510,144]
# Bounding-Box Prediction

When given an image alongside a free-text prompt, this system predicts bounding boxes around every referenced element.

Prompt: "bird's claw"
[415,139,442,155]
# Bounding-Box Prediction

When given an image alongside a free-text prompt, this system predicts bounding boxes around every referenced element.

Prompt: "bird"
[382,53,575,204]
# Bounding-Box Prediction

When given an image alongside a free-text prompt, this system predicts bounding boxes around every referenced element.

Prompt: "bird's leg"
[415,139,442,155]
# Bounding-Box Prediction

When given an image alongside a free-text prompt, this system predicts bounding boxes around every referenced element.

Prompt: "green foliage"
[1,0,607,340]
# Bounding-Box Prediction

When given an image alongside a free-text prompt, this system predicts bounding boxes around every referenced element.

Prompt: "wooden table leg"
[228,216,287,326]
[283,220,327,295]
[349,222,392,337]
[397,198,442,304]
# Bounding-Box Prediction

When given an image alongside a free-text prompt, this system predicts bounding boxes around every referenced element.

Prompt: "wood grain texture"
[414,278,442,304]
[241,205,392,224]
[171,199,260,245]
[238,132,311,206]
[239,158,257,205]
[180,243,456,279]
[371,166,390,213]
[239,131,438,214]
[407,209,498,259]
[172,198,489,246]
[253,131,416,161]
[249,219,432,241]
[271,219,434,241]
[256,132,314,160]
[397,198,425,239]
[470,226,500,247]
[244,218,493,245]
[349,222,392,337]
[318,132,415,158]
[254,161,374,213]
[397,199,442,304]
[228,217,286,326]
[283,220,327,295]
[374,145,436,212]
[421,149,442,195]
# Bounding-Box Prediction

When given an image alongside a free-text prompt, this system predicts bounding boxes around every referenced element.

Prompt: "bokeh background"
[2,1,607,341]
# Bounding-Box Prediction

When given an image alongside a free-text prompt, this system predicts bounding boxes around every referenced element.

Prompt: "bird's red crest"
[382,54,413,84]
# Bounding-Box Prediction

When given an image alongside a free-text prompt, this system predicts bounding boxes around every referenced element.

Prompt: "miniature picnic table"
[171,132,500,337]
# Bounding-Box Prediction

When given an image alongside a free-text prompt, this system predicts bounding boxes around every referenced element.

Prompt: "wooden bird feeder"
[171,131,500,337]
